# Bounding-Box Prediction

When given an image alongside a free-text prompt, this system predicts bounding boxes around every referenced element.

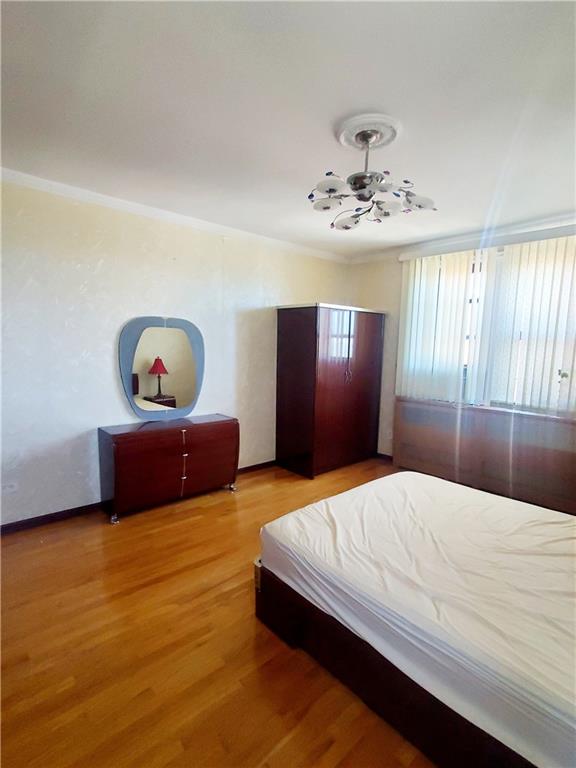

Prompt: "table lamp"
[148,357,169,397]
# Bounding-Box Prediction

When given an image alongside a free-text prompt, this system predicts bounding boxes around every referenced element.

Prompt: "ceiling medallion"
[308,113,436,231]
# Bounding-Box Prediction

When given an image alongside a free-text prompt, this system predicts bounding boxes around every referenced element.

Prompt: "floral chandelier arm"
[307,117,436,230]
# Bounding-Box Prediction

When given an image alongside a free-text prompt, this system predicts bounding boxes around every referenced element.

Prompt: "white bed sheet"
[260,471,576,768]
[133,395,168,411]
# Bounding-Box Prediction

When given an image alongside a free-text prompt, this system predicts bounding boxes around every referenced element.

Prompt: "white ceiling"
[2,2,575,259]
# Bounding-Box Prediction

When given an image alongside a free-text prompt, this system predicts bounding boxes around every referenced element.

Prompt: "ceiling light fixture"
[308,114,436,231]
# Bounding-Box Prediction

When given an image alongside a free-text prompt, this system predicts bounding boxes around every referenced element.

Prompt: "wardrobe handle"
[346,310,353,383]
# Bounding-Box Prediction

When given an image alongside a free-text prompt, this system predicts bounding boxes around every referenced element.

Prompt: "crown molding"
[397,214,576,261]
[2,168,347,264]
[348,247,403,265]
[342,212,576,264]
[6,168,570,266]
[346,213,576,265]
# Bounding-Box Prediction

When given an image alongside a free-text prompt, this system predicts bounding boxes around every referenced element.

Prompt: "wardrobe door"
[276,307,318,477]
[314,307,354,474]
[348,311,384,461]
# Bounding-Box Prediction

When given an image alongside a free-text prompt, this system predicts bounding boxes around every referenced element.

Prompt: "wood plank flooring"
[2,459,434,768]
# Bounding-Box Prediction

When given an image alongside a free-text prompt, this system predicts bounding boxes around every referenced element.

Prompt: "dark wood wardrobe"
[276,304,385,478]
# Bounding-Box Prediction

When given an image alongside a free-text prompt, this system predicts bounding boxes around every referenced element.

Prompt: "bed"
[129,373,166,412]
[255,471,575,768]
[133,395,167,411]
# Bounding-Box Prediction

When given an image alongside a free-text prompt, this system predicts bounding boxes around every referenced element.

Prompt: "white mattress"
[260,471,576,768]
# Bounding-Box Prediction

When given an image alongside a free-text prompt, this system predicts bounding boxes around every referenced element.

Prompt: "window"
[396,235,576,415]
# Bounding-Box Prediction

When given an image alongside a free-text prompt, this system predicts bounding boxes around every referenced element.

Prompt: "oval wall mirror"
[119,316,205,421]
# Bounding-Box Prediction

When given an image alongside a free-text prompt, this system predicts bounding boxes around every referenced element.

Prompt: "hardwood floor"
[2,459,434,768]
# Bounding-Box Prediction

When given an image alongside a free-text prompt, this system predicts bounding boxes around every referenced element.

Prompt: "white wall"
[2,182,355,523]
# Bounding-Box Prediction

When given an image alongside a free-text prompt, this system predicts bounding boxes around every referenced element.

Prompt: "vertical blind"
[396,235,576,414]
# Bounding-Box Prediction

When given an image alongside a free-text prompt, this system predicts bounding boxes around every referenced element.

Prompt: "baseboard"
[237,460,277,475]
[242,457,392,474]
[2,456,385,534]
[1,465,277,534]
[1,502,106,534]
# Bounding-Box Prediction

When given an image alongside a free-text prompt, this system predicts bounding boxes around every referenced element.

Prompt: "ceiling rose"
[309,113,436,231]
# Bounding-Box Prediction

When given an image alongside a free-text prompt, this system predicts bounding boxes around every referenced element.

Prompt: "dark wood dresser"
[276,304,384,478]
[98,414,239,522]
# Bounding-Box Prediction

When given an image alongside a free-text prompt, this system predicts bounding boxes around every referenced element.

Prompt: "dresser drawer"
[182,420,239,496]
[114,451,184,515]
[99,415,240,520]
[114,429,187,459]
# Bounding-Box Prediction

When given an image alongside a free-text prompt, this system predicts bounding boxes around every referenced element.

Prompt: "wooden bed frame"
[255,563,535,768]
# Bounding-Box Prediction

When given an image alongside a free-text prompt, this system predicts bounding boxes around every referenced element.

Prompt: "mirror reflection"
[132,327,197,411]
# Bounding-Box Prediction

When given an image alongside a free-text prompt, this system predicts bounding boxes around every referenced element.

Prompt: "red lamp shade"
[148,357,168,375]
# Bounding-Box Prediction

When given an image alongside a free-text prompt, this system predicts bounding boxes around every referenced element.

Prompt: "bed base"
[255,563,535,768]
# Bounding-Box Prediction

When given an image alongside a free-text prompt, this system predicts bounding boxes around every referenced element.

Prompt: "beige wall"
[351,256,403,455]
[2,183,356,523]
